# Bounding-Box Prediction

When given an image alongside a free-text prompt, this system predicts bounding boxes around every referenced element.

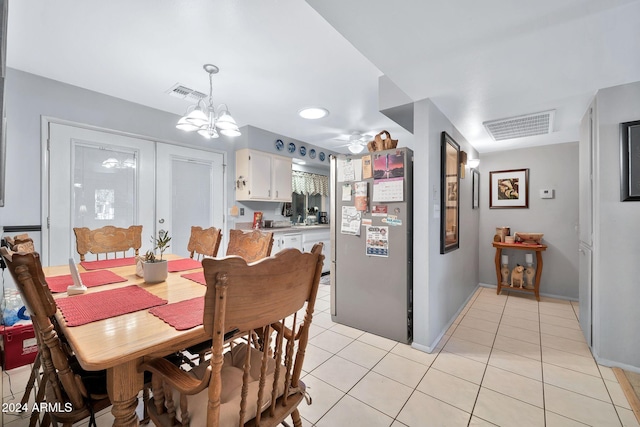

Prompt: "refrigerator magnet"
[372,205,388,216]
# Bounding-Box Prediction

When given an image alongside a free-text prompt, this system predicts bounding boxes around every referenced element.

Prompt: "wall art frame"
[472,169,480,209]
[620,119,640,201]
[440,131,460,254]
[489,168,529,209]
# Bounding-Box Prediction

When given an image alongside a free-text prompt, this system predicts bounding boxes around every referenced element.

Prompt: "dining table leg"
[107,359,144,427]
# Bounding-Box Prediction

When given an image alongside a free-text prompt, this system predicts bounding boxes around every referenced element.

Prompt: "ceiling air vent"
[166,84,206,102]
[483,110,555,141]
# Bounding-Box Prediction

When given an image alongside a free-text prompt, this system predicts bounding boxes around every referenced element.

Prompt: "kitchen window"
[291,171,329,223]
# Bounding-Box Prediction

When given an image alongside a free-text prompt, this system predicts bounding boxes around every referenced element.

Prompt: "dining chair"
[226,229,274,262]
[73,225,143,261]
[0,247,112,426]
[140,243,324,427]
[182,229,275,364]
[3,234,47,426]
[187,226,222,260]
[5,233,36,253]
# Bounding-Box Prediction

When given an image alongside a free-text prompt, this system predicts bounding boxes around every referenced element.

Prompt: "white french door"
[47,123,155,266]
[46,122,225,266]
[155,144,225,258]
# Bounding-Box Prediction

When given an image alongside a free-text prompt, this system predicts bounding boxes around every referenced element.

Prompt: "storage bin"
[1,323,38,370]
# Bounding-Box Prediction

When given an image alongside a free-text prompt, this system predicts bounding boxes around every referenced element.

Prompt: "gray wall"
[592,81,640,370]
[478,143,580,299]
[412,98,481,350]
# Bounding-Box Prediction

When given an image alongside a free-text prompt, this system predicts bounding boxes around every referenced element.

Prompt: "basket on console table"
[514,232,543,245]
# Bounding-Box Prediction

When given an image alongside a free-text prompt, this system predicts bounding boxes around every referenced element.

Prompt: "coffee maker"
[319,212,328,224]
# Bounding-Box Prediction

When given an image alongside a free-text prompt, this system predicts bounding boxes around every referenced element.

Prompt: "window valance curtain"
[292,171,329,196]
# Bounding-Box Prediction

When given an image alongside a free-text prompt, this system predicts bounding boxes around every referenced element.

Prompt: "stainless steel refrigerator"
[330,147,413,343]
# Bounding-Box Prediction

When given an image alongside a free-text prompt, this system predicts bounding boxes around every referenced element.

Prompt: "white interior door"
[47,123,155,266]
[155,144,225,258]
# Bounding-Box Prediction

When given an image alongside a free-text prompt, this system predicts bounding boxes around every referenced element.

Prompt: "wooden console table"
[493,241,547,301]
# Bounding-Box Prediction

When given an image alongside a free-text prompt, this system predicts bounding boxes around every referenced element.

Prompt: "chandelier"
[176,64,241,139]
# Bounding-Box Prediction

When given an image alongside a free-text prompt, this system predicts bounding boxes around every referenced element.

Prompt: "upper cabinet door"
[248,150,272,199]
[272,155,292,201]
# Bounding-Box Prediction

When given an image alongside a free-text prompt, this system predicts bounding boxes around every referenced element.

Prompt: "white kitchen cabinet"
[272,232,303,254]
[270,228,330,273]
[235,148,292,202]
[271,155,293,201]
[302,228,330,273]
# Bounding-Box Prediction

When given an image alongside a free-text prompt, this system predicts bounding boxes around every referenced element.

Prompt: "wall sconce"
[459,151,468,178]
[468,158,480,169]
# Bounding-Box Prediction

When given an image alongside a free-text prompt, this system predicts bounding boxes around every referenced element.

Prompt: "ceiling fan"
[334,132,373,154]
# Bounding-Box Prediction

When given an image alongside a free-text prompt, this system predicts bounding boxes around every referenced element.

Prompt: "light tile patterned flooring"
[2,285,639,426]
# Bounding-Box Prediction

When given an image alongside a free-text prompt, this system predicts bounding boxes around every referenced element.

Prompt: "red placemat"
[56,285,167,327]
[181,271,206,286]
[149,297,204,330]
[46,270,128,293]
[80,257,137,270]
[167,258,202,272]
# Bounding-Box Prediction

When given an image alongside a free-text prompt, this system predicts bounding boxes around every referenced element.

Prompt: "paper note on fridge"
[373,178,404,202]
[341,206,361,235]
[354,181,368,211]
[342,183,352,201]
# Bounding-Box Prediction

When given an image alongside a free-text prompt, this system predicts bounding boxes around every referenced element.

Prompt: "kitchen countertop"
[234,222,329,233]
[266,225,330,233]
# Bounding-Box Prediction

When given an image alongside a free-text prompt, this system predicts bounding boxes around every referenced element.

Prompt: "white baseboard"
[478,283,577,302]
[593,357,640,374]
[412,285,481,354]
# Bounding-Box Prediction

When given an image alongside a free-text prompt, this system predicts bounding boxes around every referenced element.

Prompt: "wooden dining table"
[44,254,209,427]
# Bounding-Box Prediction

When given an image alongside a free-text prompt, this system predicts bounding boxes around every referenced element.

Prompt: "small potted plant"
[142,229,171,283]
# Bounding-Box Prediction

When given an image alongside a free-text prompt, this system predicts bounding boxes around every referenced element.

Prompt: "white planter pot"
[143,260,168,283]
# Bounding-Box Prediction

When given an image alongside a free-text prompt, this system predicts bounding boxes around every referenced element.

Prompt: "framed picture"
[620,120,640,201]
[472,169,480,209]
[489,168,529,208]
[440,132,460,254]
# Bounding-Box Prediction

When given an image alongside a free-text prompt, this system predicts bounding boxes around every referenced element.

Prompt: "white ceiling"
[7,0,640,154]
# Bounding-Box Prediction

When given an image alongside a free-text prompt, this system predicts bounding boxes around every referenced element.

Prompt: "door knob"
[159,218,165,224]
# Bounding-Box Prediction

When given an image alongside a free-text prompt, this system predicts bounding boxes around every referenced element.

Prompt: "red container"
[1,323,38,370]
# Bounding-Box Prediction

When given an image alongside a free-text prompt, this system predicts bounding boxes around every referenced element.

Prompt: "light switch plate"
[540,189,554,199]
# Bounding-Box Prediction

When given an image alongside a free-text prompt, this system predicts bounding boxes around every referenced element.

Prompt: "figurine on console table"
[510,265,525,288]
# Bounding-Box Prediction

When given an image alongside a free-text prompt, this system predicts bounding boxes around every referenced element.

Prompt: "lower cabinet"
[302,230,330,274]
[272,233,303,254]
[271,228,330,274]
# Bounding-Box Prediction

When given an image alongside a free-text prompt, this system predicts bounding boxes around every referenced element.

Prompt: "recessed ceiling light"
[298,107,329,120]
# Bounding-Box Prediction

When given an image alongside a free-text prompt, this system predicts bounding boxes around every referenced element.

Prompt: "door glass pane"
[171,158,212,257]
[73,144,137,230]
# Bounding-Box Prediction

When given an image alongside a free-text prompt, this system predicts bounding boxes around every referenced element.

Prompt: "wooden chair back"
[0,248,111,425]
[141,244,324,427]
[225,229,274,263]
[5,233,36,253]
[187,226,222,260]
[73,225,142,261]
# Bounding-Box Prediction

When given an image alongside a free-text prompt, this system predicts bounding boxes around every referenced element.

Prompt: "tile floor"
[2,285,639,426]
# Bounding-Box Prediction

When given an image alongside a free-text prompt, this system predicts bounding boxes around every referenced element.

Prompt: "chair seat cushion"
[69,357,108,397]
[173,343,287,426]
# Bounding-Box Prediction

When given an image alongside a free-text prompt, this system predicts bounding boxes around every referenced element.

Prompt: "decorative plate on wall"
[319,152,326,162]
[275,139,284,151]
[288,142,296,153]
[309,149,316,159]
[299,146,307,156]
